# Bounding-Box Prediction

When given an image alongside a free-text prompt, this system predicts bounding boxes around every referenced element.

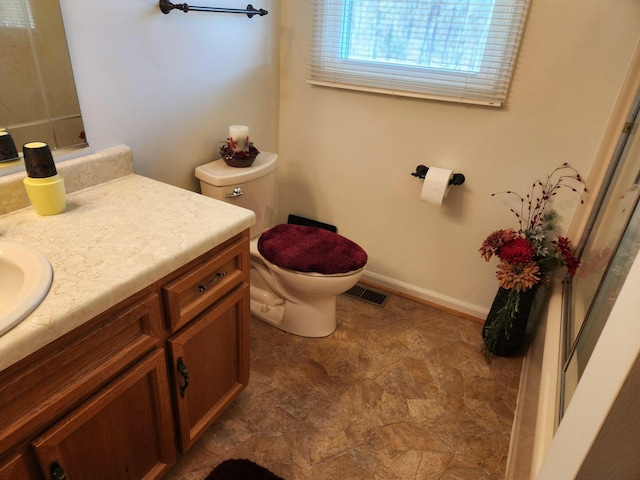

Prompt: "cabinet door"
[31,349,175,480]
[0,451,37,480]
[168,285,250,452]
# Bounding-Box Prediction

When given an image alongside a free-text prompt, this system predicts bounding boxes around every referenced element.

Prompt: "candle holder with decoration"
[219,125,260,168]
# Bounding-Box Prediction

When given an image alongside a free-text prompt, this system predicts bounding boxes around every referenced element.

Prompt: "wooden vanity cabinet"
[0,230,251,479]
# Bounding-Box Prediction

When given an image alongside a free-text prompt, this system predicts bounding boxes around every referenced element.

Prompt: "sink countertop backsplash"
[0,145,255,372]
[0,145,135,215]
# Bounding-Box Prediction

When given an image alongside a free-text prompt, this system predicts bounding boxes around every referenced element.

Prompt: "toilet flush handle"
[224,187,244,198]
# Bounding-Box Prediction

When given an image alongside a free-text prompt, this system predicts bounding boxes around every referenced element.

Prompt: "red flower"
[497,237,535,264]
[479,229,518,261]
[555,236,581,276]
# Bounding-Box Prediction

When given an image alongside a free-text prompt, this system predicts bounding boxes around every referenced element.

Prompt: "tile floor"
[164,291,523,480]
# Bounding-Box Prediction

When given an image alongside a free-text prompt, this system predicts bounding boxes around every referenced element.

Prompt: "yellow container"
[23,174,66,216]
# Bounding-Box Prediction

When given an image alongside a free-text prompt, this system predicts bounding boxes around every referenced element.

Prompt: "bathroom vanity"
[0,147,254,479]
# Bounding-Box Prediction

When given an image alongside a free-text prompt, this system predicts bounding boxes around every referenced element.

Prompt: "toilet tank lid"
[195,152,278,187]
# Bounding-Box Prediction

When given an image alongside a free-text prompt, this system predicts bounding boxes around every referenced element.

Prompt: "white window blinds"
[308,0,531,107]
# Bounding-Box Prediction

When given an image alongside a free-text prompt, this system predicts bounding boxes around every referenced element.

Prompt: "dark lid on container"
[0,131,19,162]
[23,142,57,178]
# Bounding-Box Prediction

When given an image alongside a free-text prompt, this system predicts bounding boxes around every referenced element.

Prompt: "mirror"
[0,0,87,161]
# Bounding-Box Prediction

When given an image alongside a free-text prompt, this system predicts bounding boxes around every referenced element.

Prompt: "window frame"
[308,0,531,107]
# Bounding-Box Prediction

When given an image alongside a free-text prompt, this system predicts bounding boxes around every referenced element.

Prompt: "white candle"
[229,125,249,152]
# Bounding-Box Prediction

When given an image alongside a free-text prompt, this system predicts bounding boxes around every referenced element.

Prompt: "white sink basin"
[0,241,52,336]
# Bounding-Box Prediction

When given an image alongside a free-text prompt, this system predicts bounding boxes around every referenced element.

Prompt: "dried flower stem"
[493,164,586,235]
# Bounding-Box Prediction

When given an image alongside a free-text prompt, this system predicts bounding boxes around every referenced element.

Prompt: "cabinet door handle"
[196,271,227,294]
[177,357,189,398]
[50,461,67,480]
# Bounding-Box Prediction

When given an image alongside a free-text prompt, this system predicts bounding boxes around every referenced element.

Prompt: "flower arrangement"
[479,163,587,355]
[219,125,260,168]
[219,140,260,168]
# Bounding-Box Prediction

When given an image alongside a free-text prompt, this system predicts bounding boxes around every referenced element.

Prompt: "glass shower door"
[561,89,640,417]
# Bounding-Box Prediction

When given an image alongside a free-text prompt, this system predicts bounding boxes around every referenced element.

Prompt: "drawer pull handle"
[197,271,227,294]
[177,357,190,398]
[50,461,67,480]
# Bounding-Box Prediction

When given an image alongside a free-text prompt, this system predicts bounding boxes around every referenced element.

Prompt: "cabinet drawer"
[163,238,249,332]
[0,293,163,454]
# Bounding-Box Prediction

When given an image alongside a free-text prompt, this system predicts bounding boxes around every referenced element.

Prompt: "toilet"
[195,152,367,337]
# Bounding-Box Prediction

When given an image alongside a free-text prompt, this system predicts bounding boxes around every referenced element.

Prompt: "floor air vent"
[343,284,389,307]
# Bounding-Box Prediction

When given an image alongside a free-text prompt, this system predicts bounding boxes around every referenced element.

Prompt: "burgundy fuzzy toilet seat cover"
[258,224,368,274]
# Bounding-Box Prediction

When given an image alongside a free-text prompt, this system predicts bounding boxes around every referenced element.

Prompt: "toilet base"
[249,285,337,337]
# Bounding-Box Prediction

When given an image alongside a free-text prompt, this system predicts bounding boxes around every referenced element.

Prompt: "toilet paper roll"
[420,167,453,205]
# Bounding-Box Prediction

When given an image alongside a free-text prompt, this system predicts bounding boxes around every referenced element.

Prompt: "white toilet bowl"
[248,238,365,337]
[195,152,368,337]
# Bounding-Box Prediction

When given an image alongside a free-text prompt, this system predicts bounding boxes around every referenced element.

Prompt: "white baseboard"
[361,271,489,319]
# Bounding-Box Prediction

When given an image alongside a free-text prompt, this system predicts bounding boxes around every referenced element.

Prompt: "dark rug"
[205,459,284,480]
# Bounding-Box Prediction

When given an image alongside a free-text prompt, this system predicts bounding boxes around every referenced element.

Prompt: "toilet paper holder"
[411,165,465,186]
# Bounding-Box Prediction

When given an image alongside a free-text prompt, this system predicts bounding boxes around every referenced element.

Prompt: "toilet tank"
[195,152,278,238]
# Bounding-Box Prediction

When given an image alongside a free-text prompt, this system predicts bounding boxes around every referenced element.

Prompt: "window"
[309,0,530,106]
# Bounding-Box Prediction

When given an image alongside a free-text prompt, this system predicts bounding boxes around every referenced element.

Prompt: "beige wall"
[53,0,280,191]
[278,1,640,314]
[19,0,639,314]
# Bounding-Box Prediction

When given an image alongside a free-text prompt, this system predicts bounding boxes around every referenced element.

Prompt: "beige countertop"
[0,171,254,372]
